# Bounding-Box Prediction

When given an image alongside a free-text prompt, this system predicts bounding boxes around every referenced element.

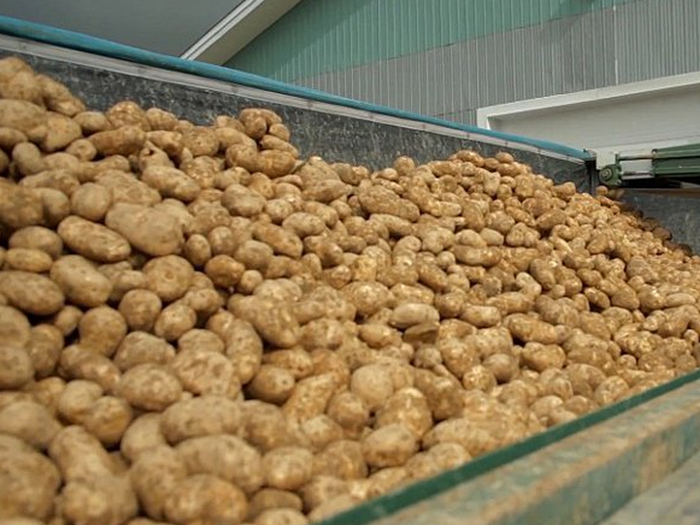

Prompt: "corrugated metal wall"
[226,0,700,125]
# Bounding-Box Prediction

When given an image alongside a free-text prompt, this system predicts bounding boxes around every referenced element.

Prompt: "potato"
[42,112,82,152]
[52,304,82,336]
[183,233,212,267]
[0,99,45,134]
[172,346,241,397]
[105,203,184,257]
[0,184,44,230]
[73,111,111,134]
[422,417,503,458]
[350,364,395,413]
[0,270,65,315]
[0,66,42,105]
[0,345,33,389]
[154,301,197,341]
[144,255,194,302]
[120,412,167,463]
[118,290,162,332]
[82,395,133,446]
[93,169,159,204]
[238,296,300,348]
[312,440,367,480]
[247,365,296,405]
[160,395,243,444]
[19,169,80,197]
[50,255,112,307]
[164,474,248,525]
[58,345,121,392]
[78,306,127,356]
[90,125,146,156]
[390,302,440,328]
[119,363,182,411]
[70,182,112,221]
[240,400,307,453]
[8,226,63,259]
[177,435,263,494]
[60,474,138,525]
[375,387,433,439]
[66,137,97,160]
[4,247,52,272]
[0,126,28,151]
[361,424,418,468]
[56,379,103,424]
[414,369,463,421]
[300,415,344,452]
[254,508,307,525]
[262,446,314,491]
[504,313,567,345]
[43,151,80,171]
[141,165,200,202]
[37,73,85,116]
[0,399,61,449]
[0,437,61,520]
[130,445,188,520]
[49,425,118,480]
[227,147,295,180]
[406,442,470,481]
[283,373,337,423]
[144,107,177,130]
[36,187,71,226]
[147,130,183,156]
[483,353,519,383]
[0,305,31,347]
[12,142,45,176]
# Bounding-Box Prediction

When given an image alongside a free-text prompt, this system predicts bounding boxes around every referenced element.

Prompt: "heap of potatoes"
[1,55,700,525]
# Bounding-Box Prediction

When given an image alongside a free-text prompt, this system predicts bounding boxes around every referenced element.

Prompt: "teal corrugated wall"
[224,0,699,126]
[226,0,643,82]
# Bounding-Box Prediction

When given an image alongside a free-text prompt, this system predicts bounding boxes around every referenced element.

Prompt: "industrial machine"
[599,143,700,189]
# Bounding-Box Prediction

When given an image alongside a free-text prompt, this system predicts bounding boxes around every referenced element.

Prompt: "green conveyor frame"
[599,143,700,187]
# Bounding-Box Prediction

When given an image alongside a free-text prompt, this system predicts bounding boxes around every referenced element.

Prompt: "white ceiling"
[0,0,245,56]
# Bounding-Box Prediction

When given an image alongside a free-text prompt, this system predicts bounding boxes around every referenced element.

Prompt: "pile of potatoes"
[1,55,700,525]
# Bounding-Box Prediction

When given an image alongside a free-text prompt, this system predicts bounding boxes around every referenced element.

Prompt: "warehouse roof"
[0,0,293,60]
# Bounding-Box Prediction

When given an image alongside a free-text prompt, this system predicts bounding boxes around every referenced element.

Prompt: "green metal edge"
[317,367,700,525]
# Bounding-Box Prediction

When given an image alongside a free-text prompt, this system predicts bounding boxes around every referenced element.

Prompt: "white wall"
[478,72,700,168]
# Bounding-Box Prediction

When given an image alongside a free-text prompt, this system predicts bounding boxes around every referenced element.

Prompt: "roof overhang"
[180,0,303,65]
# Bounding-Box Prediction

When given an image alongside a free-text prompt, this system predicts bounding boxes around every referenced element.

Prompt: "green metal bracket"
[599,163,623,187]
[651,143,700,179]
[599,143,700,187]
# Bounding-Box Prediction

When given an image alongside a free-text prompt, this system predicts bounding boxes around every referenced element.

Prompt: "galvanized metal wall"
[226,0,700,125]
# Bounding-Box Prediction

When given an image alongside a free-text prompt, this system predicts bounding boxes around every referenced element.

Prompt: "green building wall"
[225,0,699,124]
